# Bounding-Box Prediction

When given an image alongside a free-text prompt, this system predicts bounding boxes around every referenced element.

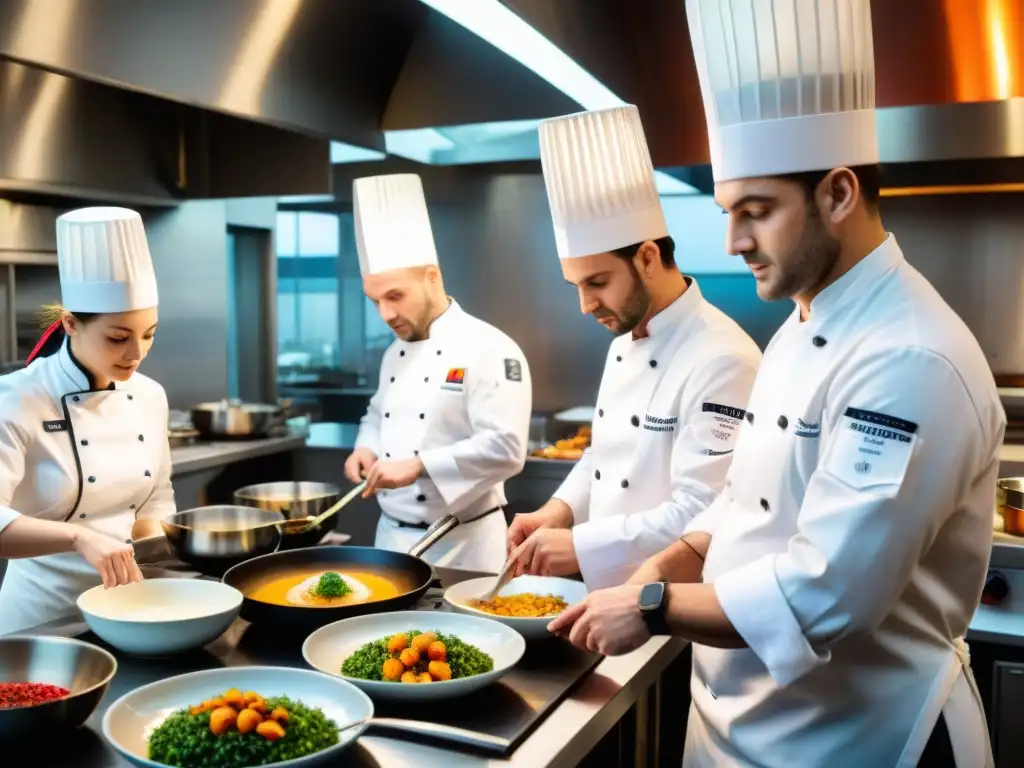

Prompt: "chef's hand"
[507,500,573,553]
[72,528,144,589]
[363,458,424,496]
[509,528,579,577]
[344,448,378,484]
[547,584,649,656]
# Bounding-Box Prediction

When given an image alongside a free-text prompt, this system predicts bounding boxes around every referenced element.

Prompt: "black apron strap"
[917,713,956,767]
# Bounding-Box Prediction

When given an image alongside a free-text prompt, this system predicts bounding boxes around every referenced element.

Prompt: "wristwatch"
[638,581,670,635]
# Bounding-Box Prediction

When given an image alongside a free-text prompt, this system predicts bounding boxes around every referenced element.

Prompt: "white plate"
[101,666,372,768]
[77,579,242,656]
[302,610,525,701]
[443,575,588,640]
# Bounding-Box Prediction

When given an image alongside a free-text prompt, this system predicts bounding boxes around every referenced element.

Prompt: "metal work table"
[169,433,308,476]
[22,567,688,768]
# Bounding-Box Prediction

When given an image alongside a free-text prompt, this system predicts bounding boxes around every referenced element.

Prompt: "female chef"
[0,206,183,635]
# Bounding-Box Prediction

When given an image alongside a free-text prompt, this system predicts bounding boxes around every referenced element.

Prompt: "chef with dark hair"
[0,207,187,635]
[344,173,532,573]
[550,3,1002,766]
[508,105,761,589]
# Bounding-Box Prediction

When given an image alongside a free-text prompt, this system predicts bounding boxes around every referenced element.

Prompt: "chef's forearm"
[628,533,710,584]
[665,582,747,648]
[0,514,77,558]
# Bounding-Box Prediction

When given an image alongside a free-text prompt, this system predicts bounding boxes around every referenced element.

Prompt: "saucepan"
[161,506,286,576]
[221,514,461,634]
[233,481,342,550]
[189,399,284,440]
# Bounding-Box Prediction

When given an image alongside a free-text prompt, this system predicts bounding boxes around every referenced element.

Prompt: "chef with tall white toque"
[507,105,761,590]
[344,173,533,574]
[549,3,1003,766]
[0,207,191,636]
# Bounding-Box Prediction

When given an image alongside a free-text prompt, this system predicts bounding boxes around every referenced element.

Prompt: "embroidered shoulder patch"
[824,407,918,489]
[691,402,745,455]
[505,358,523,382]
[441,367,465,392]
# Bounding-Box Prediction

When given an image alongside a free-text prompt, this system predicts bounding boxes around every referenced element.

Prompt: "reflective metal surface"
[0,0,425,149]
[160,505,284,563]
[0,635,116,740]
[234,481,342,549]
[190,400,282,438]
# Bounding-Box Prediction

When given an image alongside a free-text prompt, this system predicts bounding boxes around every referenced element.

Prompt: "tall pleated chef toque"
[353,173,439,276]
[539,104,668,260]
[685,0,878,182]
[56,207,159,313]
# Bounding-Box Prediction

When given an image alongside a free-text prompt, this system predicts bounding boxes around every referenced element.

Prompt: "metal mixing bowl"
[161,505,285,575]
[0,635,117,740]
[233,481,341,549]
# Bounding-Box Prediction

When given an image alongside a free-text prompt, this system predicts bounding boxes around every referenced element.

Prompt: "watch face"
[639,582,665,611]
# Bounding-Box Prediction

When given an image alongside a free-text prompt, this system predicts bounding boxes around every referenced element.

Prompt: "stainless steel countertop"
[169,433,307,476]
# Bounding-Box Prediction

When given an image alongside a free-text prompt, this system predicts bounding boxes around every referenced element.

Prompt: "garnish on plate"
[341,629,493,683]
[308,571,351,600]
[147,687,338,767]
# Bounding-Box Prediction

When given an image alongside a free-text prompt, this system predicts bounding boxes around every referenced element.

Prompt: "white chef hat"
[353,173,439,276]
[56,207,159,313]
[539,105,668,260]
[686,0,878,182]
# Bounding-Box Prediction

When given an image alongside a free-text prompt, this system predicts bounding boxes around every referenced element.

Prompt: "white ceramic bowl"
[101,666,372,768]
[77,579,242,656]
[443,575,589,640]
[303,610,525,701]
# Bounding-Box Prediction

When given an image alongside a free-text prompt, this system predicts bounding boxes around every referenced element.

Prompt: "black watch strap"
[639,581,670,635]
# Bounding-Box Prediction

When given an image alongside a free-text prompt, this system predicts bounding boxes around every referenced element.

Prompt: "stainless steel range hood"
[501,0,1024,196]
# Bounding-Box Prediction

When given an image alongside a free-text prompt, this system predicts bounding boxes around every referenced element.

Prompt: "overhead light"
[417,0,698,194]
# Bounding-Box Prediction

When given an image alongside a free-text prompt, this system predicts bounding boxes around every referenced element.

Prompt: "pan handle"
[407,514,460,559]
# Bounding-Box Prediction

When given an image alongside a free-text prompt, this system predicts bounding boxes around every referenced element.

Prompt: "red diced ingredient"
[0,682,71,709]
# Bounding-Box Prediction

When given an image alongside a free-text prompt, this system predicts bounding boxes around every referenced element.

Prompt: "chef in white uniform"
[343,173,532,574]
[508,105,761,590]
[549,3,1002,767]
[0,207,187,636]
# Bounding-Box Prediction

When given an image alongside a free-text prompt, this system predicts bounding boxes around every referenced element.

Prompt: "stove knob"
[981,571,1010,606]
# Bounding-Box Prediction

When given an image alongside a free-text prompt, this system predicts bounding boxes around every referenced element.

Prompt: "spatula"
[291,480,368,534]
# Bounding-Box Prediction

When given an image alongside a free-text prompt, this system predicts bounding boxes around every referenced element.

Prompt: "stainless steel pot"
[160,505,285,575]
[233,481,341,549]
[189,399,283,439]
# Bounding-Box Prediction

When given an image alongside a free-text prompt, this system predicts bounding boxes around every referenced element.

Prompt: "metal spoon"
[476,552,518,601]
[290,480,367,534]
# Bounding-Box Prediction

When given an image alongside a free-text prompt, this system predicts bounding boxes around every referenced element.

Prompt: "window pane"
[298,212,340,257]
[276,212,297,258]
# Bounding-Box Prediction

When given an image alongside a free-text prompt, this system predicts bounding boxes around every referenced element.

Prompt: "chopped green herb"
[312,572,351,599]
[147,696,337,767]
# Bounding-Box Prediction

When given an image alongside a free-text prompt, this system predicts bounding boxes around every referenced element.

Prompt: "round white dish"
[302,610,525,701]
[101,665,372,768]
[77,578,242,656]
[443,575,588,640]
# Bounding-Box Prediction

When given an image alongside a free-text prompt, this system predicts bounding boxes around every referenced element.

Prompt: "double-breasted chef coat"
[682,235,1003,767]
[355,298,532,573]
[553,278,761,589]
[0,337,190,635]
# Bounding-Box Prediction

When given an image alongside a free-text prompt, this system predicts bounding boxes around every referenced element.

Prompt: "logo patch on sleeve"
[504,358,523,382]
[441,367,466,392]
[690,402,745,454]
[824,407,919,489]
[43,419,68,433]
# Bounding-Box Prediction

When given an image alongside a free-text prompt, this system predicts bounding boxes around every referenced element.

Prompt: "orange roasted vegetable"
[417,672,433,683]
[427,640,447,661]
[270,707,289,724]
[387,634,408,653]
[399,648,421,667]
[400,670,419,684]
[256,719,286,741]
[382,658,405,681]
[223,688,246,709]
[428,660,452,681]
[209,706,238,736]
[411,632,437,654]
[236,708,263,734]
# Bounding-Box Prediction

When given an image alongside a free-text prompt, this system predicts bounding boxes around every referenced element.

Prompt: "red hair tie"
[26,320,63,364]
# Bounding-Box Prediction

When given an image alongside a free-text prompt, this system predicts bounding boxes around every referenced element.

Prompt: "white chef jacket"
[684,235,1003,768]
[554,278,761,589]
[0,337,188,635]
[356,298,532,573]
